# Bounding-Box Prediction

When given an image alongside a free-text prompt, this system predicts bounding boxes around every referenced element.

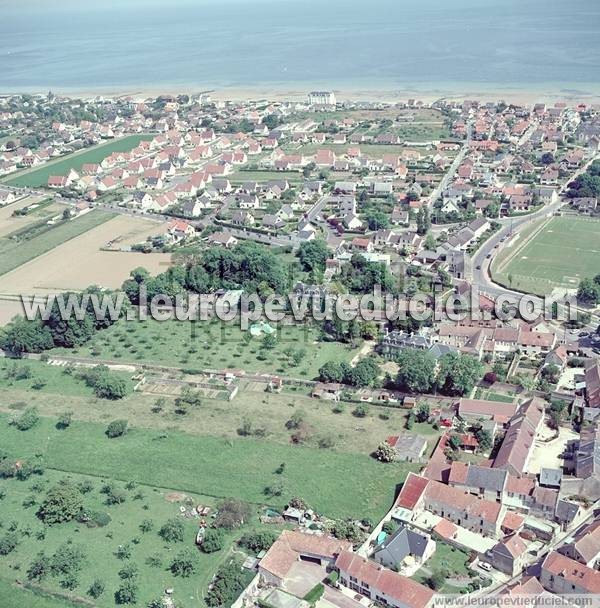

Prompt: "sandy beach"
[5,83,600,107]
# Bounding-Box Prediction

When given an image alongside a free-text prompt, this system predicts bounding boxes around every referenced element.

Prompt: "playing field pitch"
[495,216,600,295]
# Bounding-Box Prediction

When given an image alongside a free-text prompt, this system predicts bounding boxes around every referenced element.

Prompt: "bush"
[88,579,105,599]
[11,406,40,431]
[353,404,369,418]
[214,498,251,530]
[171,548,198,577]
[239,530,277,553]
[37,483,83,524]
[0,532,19,556]
[201,528,224,553]
[159,518,184,543]
[106,419,128,438]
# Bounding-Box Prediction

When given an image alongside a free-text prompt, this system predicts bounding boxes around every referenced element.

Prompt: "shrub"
[159,518,184,543]
[106,419,128,438]
[37,483,83,524]
[11,406,40,431]
[201,528,224,553]
[88,579,105,599]
[171,548,198,577]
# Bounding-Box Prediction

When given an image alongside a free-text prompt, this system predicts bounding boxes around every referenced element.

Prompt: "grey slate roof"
[373,525,430,569]
[465,465,508,493]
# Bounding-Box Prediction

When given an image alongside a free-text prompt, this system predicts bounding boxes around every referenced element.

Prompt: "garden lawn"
[0,413,413,522]
[0,468,247,608]
[0,209,116,276]
[52,318,360,381]
[3,135,154,187]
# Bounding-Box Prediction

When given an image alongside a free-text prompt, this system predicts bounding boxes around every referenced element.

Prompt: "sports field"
[493,216,600,296]
[2,134,153,187]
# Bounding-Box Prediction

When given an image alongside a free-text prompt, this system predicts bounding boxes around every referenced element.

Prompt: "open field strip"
[2,134,154,187]
[0,213,170,295]
[0,209,117,278]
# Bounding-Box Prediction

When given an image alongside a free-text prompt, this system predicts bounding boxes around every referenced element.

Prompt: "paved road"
[472,154,600,311]
[427,121,472,208]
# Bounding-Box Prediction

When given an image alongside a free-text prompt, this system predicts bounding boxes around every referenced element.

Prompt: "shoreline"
[3,83,600,106]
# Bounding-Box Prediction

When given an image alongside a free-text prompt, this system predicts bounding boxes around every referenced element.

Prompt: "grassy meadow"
[3,135,154,188]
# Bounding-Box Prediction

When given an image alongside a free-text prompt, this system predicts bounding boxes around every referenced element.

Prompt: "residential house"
[487,534,528,576]
[258,530,351,588]
[373,525,436,570]
[208,231,238,248]
[335,551,434,608]
[385,434,428,463]
[493,398,545,476]
[540,551,600,594]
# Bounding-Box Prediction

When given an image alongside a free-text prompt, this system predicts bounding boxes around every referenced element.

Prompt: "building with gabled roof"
[541,551,600,594]
[335,551,434,608]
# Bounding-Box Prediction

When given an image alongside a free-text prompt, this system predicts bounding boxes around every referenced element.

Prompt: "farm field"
[0,213,170,295]
[492,216,600,296]
[2,134,154,187]
[0,196,69,238]
[0,357,436,457]
[0,209,116,279]
[0,464,255,608]
[0,412,414,522]
[51,318,359,380]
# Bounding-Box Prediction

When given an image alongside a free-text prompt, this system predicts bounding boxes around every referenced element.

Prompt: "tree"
[436,353,483,396]
[365,210,389,230]
[374,441,396,462]
[239,530,278,553]
[415,402,430,423]
[12,406,40,431]
[205,562,248,607]
[541,152,555,165]
[106,419,128,438]
[37,482,83,524]
[427,570,447,590]
[56,411,73,430]
[346,357,380,387]
[159,518,184,543]
[213,498,251,530]
[353,403,370,418]
[577,278,599,306]
[27,552,48,581]
[88,579,105,599]
[395,349,436,393]
[170,548,198,577]
[474,427,492,452]
[318,361,345,383]
[297,240,329,272]
[201,528,224,553]
[541,364,561,384]
[0,532,19,556]
[93,374,129,399]
[416,208,431,235]
[0,317,53,356]
[115,580,138,605]
[424,232,436,250]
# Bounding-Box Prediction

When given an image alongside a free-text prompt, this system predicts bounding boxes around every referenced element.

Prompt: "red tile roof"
[542,551,600,593]
[395,472,429,510]
[335,551,434,608]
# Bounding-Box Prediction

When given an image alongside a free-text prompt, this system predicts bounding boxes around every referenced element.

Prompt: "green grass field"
[493,216,600,295]
[0,209,116,277]
[3,135,154,188]
[0,466,253,608]
[0,413,413,522]
[52,318,359,381]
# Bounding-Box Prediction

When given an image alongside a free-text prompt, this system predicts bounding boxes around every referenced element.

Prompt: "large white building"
[308,91,336,106]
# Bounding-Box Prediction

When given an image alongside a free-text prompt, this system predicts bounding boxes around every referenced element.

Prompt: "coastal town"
[0,89,600,608]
